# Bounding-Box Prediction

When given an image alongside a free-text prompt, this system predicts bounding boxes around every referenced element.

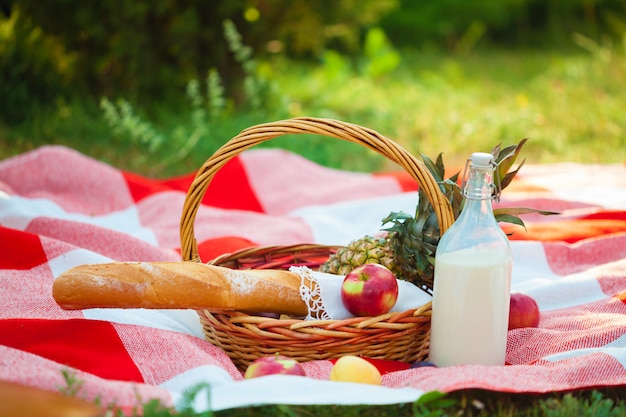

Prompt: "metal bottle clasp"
[460,156,502,202]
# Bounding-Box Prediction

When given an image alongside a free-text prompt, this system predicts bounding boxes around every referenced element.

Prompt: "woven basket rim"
[179,117,454,264]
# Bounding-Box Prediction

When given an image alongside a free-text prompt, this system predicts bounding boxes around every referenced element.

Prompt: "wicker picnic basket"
[179,117,455,371]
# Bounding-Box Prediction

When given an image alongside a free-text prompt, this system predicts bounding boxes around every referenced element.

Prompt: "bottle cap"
[471,152,493,167]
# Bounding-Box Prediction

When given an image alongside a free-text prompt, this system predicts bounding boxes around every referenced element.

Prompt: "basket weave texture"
[179,117,454,371]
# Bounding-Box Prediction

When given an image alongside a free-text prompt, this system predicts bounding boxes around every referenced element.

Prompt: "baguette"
[52,261,309,316]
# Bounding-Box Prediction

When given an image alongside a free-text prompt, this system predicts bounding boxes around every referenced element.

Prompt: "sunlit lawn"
[271,47,625,170]
[2,46,625,176]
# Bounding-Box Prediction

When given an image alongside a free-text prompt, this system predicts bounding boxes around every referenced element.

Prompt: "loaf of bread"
[52,261,309,316]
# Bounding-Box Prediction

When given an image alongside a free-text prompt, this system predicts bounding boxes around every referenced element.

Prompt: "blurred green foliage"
[0,7,70,123]
[2,1,250,112]
[382,0,626,49]
[95,19,294,176]
[0,0,397,124]
[2,0,625,126]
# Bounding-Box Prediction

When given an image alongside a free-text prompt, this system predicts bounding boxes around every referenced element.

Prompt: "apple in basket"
[341,263,399,317]
[243,354,306,379]
[508,292,541,330]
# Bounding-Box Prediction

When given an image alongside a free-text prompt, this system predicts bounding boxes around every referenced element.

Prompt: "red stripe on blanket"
[122,171,191,202]
[0,319,143,383]
[373,172,418,192]
[195,236,258,262]
[123,156,263,212]
[0,227,46,270]
[582,210,626,222]
[504,218,626,243]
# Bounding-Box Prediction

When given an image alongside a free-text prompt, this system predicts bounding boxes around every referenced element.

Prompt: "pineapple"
[321,236,396,276]
[321,139,557,294]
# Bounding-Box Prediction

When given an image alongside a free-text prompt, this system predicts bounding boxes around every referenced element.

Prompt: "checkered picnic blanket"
[1,145,625,412]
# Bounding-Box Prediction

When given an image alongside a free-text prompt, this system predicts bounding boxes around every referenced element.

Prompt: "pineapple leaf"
[494,138,528,189]
[493,143,515,163]
[435,153,446,179]
[495,213,527,229]
[447,171,460,184]
[414,253,428,273]
[493,138,527,165]
[500,158,526,190]
[494,207,561,216]
[382,211,413,224]
[420,152,445,181]
[491,143,502,158]
[494,206,561,230]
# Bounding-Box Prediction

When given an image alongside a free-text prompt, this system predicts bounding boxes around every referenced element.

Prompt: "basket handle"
[180,117,454,262]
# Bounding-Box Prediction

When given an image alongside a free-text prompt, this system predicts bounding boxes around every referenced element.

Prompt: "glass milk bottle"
[429,152,512,367]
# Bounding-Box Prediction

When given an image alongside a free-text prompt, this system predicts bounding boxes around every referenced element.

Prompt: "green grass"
[213,389,626,417]
[271,47,626,169]
[2,45,625,178]
[88,386,626,416]
[60,368,626,416]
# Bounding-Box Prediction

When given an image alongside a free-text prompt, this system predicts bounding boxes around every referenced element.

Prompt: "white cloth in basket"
[290,265,432,320]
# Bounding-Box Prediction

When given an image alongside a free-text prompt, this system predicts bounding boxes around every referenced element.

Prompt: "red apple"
[341,263,399,317]
[508,292,541,330]
[243,354,306,379]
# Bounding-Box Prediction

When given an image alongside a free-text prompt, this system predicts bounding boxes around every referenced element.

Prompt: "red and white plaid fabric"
[1,145,625,412]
